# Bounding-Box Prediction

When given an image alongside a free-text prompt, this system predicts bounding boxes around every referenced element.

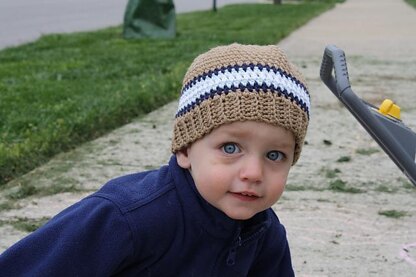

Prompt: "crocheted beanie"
[171,43,310,164]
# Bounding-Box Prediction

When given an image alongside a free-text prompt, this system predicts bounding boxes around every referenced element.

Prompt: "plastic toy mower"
[320,45,416,187]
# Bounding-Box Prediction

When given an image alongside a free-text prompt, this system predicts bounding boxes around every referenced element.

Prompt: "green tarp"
[123,0,176,39]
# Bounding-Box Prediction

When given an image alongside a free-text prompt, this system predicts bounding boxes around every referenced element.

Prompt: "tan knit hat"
[172,43,310,164]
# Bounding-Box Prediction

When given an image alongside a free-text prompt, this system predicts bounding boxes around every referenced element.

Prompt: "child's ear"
[176,148,191,169]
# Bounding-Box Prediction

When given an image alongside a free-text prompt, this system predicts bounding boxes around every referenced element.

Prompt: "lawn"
[405,0,416,7]
[0,2,339,186]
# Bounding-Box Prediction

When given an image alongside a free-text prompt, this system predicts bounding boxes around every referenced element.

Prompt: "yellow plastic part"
[379,99,401,120]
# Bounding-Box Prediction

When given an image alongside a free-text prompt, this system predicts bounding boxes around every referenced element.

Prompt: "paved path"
[279,0,416,60]
[1,0,416,276]
[278,0,416,275]
[0,0,258,49]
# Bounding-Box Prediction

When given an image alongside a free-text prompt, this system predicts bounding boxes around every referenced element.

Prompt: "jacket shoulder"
[92,165,175,212]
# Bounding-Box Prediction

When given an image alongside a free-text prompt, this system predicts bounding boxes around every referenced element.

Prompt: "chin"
[226,211,256,221]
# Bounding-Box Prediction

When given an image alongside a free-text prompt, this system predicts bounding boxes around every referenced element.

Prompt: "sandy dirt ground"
[1,0,416,276]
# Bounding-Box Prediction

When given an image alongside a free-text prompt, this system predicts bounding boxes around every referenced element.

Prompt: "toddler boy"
[0,43,310,276]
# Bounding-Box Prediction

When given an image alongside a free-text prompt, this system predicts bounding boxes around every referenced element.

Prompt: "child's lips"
[229,191,260,201]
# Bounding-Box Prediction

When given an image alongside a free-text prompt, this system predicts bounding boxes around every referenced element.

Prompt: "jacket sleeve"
[248,216,295,277]
[0,196,134,276]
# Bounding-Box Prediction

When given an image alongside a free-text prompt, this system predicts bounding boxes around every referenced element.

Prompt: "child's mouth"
[230,192,260,201]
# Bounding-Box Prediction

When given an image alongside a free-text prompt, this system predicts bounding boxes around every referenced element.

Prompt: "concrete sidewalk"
[1,0,416,275]
[277,0,416,275]
[279,0,416,60]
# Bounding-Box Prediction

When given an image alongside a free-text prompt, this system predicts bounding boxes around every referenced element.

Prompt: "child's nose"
[239,156,263,183]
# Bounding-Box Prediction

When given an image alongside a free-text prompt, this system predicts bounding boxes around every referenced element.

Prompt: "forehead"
[208,121,295,145]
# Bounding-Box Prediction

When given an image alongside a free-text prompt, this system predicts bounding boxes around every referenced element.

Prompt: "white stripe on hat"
[177,65,310,116]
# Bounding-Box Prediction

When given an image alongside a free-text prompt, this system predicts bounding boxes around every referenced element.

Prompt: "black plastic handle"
[320,45,416,187]
[320,45,351,97]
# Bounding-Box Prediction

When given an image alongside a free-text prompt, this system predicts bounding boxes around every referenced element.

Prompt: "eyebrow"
[219,126,295,149]
[220,127,250,137]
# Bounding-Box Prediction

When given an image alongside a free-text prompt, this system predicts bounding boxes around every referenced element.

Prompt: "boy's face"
[176,121,295,220]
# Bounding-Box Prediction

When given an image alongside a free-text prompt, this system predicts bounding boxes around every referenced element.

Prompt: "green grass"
[0,217,51,232]
[321,167,341,178]
[375,184,398,193]
[378,210,408,219]
[6,181,85,200]
[336,156,351,163]
[0,201,18,211]
[356,147,379,155]
[329,179,364,193]
[0,2,338,186]
[405,0,416,8]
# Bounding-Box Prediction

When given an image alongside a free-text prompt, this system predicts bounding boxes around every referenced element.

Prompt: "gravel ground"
[1,0,416,276]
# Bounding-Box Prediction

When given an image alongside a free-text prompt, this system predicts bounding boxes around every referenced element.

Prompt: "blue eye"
[267,151,284,161]
[222,143,240,154]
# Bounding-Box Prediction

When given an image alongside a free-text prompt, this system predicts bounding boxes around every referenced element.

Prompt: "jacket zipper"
[225,225,266,266]
[226,227,242,266]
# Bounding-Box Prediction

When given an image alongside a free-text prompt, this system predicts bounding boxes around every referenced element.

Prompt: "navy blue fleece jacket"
[0,156,294,276]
